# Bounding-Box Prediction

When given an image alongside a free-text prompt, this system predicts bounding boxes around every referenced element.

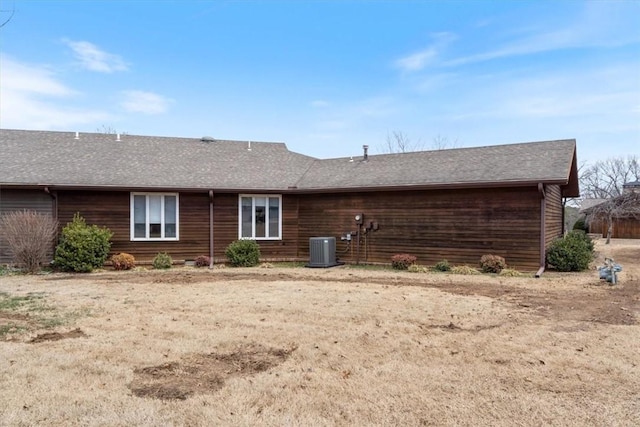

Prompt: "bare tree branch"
[431,134,460,150]
[580,155,639,199]
[0,3,15,28]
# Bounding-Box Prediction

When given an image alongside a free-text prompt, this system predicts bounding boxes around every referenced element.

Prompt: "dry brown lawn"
[1,239,639,426]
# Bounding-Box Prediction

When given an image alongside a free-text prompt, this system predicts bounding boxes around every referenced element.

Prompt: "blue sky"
[1,1,639,163]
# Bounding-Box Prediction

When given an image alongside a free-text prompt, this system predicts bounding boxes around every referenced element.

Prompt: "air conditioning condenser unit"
[307,237,339,268]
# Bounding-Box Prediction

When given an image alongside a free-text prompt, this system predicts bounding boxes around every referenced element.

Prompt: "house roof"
[296,139,579,196]
[579,198,607,213]
[0,129,579,195]
[0,129,316,191]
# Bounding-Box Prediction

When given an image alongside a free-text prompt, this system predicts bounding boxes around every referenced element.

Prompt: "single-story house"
[0,129,579,271]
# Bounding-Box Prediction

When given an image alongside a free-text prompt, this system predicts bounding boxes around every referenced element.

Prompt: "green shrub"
[111,253,135,270]
[546,230,594,272]
[450,265,481,275]
[433,259,451,272]
[407,264,428,273]
[572,217,588,232]
[54,214,112,272]
[194,255,211,268]
[152,252,172,269]
[225,240,261,267]
[391,254,417,270]
[479,254,507,273]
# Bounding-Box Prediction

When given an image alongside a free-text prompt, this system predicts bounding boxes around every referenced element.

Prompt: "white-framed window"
[238,195,282,240]
[130,193,179,241]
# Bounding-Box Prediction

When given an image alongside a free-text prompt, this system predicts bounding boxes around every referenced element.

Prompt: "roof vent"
[363,145,369,162]
[74,132,79,140]
[201,136,215,143]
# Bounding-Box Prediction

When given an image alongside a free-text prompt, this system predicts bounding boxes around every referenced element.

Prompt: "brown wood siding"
[298,187,542,270]
[544,185,563,248]
[0,189,55,264]
[57,191,301,264]
[211,194,300,261]
[589,218,640,239]
[57,191,210,262]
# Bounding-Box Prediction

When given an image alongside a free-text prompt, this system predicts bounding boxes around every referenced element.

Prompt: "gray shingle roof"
[0,129,578,194]
[295,139,578,192]
[0,129,315,191]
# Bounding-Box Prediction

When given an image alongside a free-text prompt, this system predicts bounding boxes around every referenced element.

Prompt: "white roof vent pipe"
[74,132,79,140]
[116,133,121,142]
[248,140,252,151]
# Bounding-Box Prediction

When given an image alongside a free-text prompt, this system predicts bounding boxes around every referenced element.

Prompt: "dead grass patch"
[0,238,638,426]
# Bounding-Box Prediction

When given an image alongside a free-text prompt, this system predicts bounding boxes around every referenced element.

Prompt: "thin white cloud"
[0,55,110,129]
[394,32,457,73]
[120,90,172,115]
[445,2,640,68]
[64,39,128,73]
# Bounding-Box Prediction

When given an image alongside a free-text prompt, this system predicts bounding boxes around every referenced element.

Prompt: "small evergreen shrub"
[450,265,481,275]
[194,255,211,268]
[499,268,523,277]
[546,230,594,272]
[225,240,261,267]
[391,254,417,270]
[408,264,428,273]
[433,259,451,272]
[152,252,172,269]
[54,213,112,273]
[111,253,135,270]
[572,217,589,232]
[480,254,507,273]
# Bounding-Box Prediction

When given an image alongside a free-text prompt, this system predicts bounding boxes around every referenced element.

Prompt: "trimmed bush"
[572,217,588,232]
[194,255,211,268]
[111,253,135,270]
[451,265,481,275]
[54,213,112,273]
[546,230,594,272]
[391,254,417,270]
[152,252,172,269]
[433,259,451,272]
[0,210,58,273]
[480,254,507,273]
[225,240,261,267]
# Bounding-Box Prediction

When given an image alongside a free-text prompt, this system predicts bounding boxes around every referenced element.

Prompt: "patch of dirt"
[128,342,297,400]
[419,322,503,333]
[0,312,31,321]
[29,328,88,343]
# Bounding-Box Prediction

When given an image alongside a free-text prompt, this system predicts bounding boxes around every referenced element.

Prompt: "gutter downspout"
[44,186,58,263]
[535,183,546,278]
[209,190,214,269]
[44,186,58,221]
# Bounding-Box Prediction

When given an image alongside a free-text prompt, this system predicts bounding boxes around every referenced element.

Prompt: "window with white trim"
[239,195,281,240]
[130,193,179,241]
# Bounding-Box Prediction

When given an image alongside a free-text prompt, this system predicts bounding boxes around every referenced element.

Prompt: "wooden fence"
[589,218,640,239]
